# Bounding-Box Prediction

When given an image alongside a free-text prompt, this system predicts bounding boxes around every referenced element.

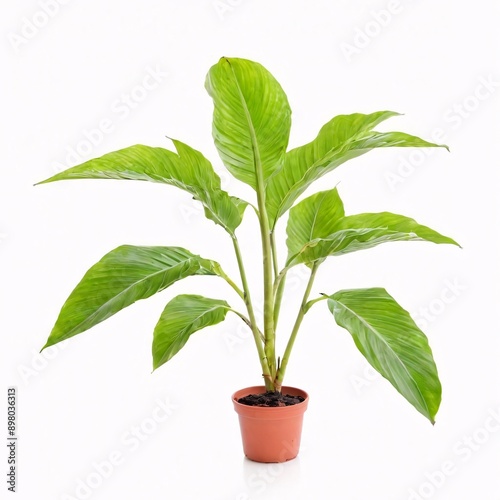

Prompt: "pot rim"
[232,385,309,411]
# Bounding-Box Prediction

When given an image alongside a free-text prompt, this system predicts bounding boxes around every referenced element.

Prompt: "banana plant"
[38,57,459,424]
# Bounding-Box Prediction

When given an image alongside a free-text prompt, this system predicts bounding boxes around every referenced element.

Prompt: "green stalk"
[229,308,262,336]
[243,132,275,385]
[305,294,328,312]
[215,265,245,300]
[273,269,287,331]
[256,202,276,384]
[232,236,273,390]
[270,232,285,331]
[270,231,279,279]
[274,263,319,390]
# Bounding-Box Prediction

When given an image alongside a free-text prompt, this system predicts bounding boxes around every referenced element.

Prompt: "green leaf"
[36,141,246,235]
[327,288,441,423]
[205,57,291,189]
[42,246,221,349]
[286,188,345,264]
[152,294,230,370]
[287,201,459,267]
[266,111,447,227]
[171,139,248,233]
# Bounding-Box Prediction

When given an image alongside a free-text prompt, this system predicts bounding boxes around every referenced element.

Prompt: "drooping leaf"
[170,139,248,232]
[205,57,291,189]
[266,111,447,227]
[327,288,441,423]
[287,206,459,267]
[42,246,221,349]
[36,141,246,235]
[153,294,230,370]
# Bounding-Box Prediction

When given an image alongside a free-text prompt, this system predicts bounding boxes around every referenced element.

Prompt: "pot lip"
[232,385,309,410]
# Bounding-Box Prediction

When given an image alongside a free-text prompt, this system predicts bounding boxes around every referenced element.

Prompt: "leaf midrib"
[288,226,422,266]
[54,257,203,342]
[333,299,429,415]
[225,59,265,190]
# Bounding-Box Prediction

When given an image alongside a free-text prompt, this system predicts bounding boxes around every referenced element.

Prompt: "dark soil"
[237,391,305,407]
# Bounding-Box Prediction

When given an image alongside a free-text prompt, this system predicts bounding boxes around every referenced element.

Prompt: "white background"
[2,1,499,499]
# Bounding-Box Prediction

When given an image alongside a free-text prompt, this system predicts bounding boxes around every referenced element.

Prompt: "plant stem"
[229,308,263,339]
[251,169,276,384]
[257,208,276,383]
[305,294,328,312]
[270,232,279,280]
[216,266,245,300]
[273,269,287,331]
[232,236,273,390]
[274,263,319,390]
[270,232,286,332]
[273,266,289,294]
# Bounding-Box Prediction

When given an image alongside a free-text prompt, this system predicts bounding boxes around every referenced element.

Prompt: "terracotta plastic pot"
[232,385,309,463]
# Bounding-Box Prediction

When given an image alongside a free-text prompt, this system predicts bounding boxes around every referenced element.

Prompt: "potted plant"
[37,57,459,463]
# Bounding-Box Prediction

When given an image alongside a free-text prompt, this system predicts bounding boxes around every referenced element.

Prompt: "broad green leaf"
[37,141,246,235]
[42,246,221,349]
[153,294,230,370]
[266,111,447,227]
[288,209,459,267]
[327,288,441,423]
[286,188,345,263]
[205,57,291,189]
